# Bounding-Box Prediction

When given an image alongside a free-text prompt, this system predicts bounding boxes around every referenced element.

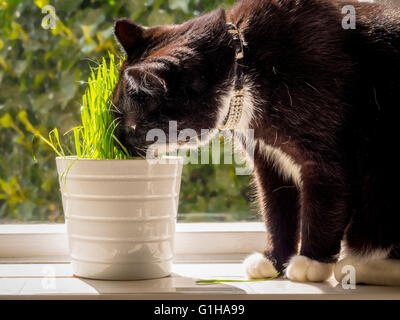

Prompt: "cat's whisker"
[110,102,123,114]
[113,120,122,131]
[112,117,122,125]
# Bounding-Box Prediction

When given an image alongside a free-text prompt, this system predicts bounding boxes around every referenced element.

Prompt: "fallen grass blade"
[195,272,280,285]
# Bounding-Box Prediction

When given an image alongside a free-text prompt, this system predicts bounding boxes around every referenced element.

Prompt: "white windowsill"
[0,222,267,263]
[1,262,400,299]
[1,223,400,299]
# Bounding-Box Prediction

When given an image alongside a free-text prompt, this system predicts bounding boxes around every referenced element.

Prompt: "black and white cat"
[112,0,400,285]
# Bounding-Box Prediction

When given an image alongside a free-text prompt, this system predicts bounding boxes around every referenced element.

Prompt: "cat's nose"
[123,126,143,150]
[120,125,136,137]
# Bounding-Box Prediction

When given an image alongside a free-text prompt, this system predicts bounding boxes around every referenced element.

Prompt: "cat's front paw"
[285,255,334,282]
[243,252,278,279]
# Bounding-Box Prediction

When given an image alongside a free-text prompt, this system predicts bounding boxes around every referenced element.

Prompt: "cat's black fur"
[112,0,400,279]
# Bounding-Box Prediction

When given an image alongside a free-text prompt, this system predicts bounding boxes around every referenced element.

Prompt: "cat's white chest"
[257,139,303,188]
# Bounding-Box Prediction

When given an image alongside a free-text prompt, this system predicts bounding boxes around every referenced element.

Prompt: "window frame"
[0,222,266,263]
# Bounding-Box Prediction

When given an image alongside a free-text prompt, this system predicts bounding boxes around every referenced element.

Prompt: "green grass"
[37,53,131,160]
[195,272,281,285]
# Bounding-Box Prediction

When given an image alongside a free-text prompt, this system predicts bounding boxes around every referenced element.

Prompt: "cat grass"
[195,272,280,285]
[37,53,131,160]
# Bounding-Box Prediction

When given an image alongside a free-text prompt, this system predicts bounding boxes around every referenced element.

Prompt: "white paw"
[243,253,278,279]
[285,255,334,282]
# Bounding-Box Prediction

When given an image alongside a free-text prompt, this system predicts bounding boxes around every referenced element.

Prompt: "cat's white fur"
[334,243,400,285]
[334,255,400,286]
[244,252,278,279]
[256,139,303,188]
[286,255,334,282]
[244,253,334,282]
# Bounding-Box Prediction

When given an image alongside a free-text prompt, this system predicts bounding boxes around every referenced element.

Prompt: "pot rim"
[56,156,183,163]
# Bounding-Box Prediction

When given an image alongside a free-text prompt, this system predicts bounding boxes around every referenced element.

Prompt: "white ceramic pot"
[56,157,183,280]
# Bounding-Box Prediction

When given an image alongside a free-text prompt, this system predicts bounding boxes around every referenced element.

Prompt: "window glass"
[0,0,258,223]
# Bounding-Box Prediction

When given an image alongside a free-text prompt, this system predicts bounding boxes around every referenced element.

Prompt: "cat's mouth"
[113,125,145,158]
[115,117,220,158]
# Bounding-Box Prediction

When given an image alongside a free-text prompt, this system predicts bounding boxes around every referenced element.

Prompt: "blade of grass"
[195,272,281,285]
[73,127,82,157]
[37,53,128,160]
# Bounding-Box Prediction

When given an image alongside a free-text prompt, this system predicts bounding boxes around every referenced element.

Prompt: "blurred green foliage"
[0,0,258,223]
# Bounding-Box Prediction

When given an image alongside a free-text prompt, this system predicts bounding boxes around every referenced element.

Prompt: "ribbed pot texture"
[56,157,183,280]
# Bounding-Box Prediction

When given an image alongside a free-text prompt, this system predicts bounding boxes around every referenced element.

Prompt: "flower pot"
[56,156,183,280]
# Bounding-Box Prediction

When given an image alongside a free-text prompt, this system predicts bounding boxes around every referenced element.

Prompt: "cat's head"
[112,8,235,157]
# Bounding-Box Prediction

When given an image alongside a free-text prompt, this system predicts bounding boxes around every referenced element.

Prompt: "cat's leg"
[334,168,400,285]
[285,162,349,282]
[244,150,300,279]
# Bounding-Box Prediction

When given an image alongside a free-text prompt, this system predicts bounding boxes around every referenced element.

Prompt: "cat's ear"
[124,66,167,97]
[114,18,145,55]
[214,7,226,22]
[203,7,226,27]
